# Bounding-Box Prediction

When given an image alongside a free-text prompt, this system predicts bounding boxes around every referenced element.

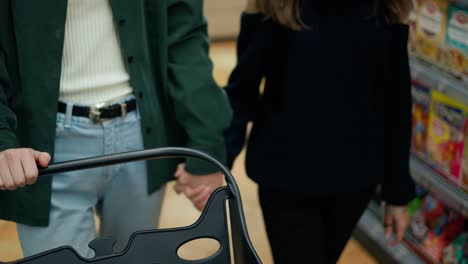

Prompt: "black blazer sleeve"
[382,24,416,205]
[224,13,271,168]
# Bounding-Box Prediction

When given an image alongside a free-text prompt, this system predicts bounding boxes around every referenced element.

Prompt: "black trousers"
[259,187,373,264]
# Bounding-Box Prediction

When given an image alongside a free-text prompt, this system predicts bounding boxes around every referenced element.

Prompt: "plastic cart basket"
[3,147,262,264]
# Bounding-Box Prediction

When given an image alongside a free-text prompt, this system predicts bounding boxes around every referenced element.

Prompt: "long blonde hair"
[256,0,415,31]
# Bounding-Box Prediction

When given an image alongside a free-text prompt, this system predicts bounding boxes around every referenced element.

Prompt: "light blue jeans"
[17,103,164,258]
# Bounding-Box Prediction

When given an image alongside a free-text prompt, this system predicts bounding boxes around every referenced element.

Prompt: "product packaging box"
[415,0,449,64]
[409,195,465,262]
[427,91,468,186]
[443,233,468,264]
[445,4,468,77]
[412,82,432,158]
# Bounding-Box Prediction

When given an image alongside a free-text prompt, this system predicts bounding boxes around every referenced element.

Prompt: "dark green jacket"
[0,0,232,226]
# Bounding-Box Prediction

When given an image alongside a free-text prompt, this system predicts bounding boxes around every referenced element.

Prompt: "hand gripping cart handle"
[6,147,262,264]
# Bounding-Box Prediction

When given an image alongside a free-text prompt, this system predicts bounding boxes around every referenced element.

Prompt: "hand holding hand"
[173,164,224,211]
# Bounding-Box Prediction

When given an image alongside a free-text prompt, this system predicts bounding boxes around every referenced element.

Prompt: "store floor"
[0,41,377,263]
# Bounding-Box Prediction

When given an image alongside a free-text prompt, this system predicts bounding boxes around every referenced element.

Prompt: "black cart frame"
[4,148,262,264]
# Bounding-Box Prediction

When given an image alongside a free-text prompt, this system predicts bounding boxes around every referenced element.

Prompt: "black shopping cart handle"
[39,147,240,196]
[6,147,261,264]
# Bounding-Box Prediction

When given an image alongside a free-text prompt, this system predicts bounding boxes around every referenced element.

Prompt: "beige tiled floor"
[0,42,377,264]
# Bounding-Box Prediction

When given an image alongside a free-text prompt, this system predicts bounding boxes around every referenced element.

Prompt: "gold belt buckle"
[89,106,102,123]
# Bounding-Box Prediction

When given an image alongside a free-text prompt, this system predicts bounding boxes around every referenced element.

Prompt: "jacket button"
[138,92,143,99]
[127,56,134,64]
[145,127,152,134]
[119,19,126,27]
[55,29,62,39]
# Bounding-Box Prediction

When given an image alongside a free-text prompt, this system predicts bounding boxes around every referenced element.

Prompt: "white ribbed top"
[59,0,133,106]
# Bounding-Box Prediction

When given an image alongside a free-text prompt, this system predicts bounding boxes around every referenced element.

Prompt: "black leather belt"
[58,99,137,122]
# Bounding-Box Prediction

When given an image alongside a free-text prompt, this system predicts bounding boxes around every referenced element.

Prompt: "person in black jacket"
[223,0,416,263]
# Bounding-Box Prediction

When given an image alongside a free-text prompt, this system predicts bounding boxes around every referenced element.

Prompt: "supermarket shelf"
[354,208,426,264]
[410,57,468,105]
[410,156,468,217]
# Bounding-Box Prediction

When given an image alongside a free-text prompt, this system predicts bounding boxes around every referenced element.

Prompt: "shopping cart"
[5,147,262,264]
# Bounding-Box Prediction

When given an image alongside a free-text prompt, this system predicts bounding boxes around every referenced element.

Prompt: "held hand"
[0,148,51,191]
[173,163,224,211]
[182,185,216,211]
[384,205,410,246]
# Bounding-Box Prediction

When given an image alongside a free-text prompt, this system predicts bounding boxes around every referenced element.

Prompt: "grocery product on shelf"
[409,200,430,241]
[426,90,468,187]
[412,82,432,159]
[463,135,468,192]
[443,232,468,264]
[409,194,466,262]
[445,4,468,77]
[410,2,420,54]
[415,0,449,64]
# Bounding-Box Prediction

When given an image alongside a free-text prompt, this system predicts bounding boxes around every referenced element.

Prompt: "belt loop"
[120,102,127,118]
[136,105,141,120]
[65,102,74,128]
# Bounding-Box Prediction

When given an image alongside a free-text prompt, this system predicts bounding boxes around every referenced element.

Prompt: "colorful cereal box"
[410,195,465,262]
[443,233,468,264]
[411,82,432,158]
[445,4,468,77]
[426,91,468,186]
[415,0,449,63]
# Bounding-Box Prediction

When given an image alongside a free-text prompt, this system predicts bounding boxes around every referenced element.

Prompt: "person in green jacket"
[0,0,232,258]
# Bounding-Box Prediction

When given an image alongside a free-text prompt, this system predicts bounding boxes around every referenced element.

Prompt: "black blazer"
[225,1,415,205]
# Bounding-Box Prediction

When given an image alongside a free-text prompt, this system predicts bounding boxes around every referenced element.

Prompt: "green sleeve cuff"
[0,129,19,152]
